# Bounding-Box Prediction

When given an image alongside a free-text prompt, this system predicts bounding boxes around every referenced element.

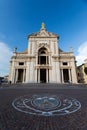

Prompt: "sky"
[0,0,87,76]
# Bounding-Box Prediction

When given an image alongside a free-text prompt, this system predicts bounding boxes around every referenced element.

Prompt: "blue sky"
[0,0,87,76]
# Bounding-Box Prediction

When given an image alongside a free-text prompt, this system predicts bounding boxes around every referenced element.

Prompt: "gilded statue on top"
[41,22,45,29]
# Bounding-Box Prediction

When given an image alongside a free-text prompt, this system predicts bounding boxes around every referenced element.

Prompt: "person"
[9,81,11,84]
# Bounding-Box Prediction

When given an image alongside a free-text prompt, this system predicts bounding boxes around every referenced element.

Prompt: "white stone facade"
[9,23,77,84]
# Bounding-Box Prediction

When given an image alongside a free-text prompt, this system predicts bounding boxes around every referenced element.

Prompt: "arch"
[38,47,48,55]
[37,45,50,53]
[38,47,49,64]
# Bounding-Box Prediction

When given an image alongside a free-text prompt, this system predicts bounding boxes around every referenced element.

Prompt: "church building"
[9,23,77,83]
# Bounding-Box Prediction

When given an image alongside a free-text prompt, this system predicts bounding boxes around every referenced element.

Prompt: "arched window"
[40,51,45,54]
[38,47,49,64]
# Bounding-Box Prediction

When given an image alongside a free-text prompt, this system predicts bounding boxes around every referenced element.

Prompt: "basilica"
[9,23,77,83]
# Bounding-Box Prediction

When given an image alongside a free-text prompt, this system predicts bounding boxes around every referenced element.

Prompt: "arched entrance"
[38,47,49,65]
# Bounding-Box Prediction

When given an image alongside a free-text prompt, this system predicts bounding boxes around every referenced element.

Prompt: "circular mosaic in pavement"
[12,94,81,116]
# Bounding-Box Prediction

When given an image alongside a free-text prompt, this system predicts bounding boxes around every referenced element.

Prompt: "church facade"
[9,23,77,84]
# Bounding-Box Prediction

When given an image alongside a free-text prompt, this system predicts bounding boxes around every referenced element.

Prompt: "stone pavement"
[0,83,87,130]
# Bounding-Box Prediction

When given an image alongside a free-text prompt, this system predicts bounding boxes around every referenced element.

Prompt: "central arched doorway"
[40,69,46,83]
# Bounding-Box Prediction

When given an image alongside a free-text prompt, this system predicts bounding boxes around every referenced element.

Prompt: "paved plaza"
[0,83,87,130]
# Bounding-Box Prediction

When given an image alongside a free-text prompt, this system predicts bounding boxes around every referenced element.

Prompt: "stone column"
[11,60,16,83]
[35,69,37,83]
[46,69,48,83]
[26,62,30,83]
[23,69,26,83]
[61,69,64,83]
[49,69,52,83]
[71,60,77,83]
[15,69,18,83]
[46,56,47,64]
[38,69,40,83]
[23,69,24,83]
[49,55,50,65]
[36,54,38,65]
[69,69,72,83]
[25,69,26,82]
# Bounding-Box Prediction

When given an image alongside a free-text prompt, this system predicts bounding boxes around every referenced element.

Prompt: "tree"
[84,67,87,75]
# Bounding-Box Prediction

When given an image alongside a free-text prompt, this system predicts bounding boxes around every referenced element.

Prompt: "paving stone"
[0,83,87,130]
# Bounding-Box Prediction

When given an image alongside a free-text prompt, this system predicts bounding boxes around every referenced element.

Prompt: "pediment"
[37,29,50,37]
[28,29,58,38]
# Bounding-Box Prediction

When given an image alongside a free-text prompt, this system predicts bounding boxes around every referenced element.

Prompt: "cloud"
[76,41,87,66]
[0,42,13,76]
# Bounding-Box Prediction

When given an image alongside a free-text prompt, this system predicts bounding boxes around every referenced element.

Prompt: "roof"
[28,23,59,39]
[59,48,64,52]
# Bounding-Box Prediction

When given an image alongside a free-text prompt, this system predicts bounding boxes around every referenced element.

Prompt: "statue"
[41,22,45,29]
[14,47,17,53]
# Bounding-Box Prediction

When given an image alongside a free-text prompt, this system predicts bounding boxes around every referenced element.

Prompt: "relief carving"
[38,43,49,49]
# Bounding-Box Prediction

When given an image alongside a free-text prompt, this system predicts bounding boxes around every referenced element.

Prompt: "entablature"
[35,64,52,69]
[15,66,27,69]
[60,66,72,69]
